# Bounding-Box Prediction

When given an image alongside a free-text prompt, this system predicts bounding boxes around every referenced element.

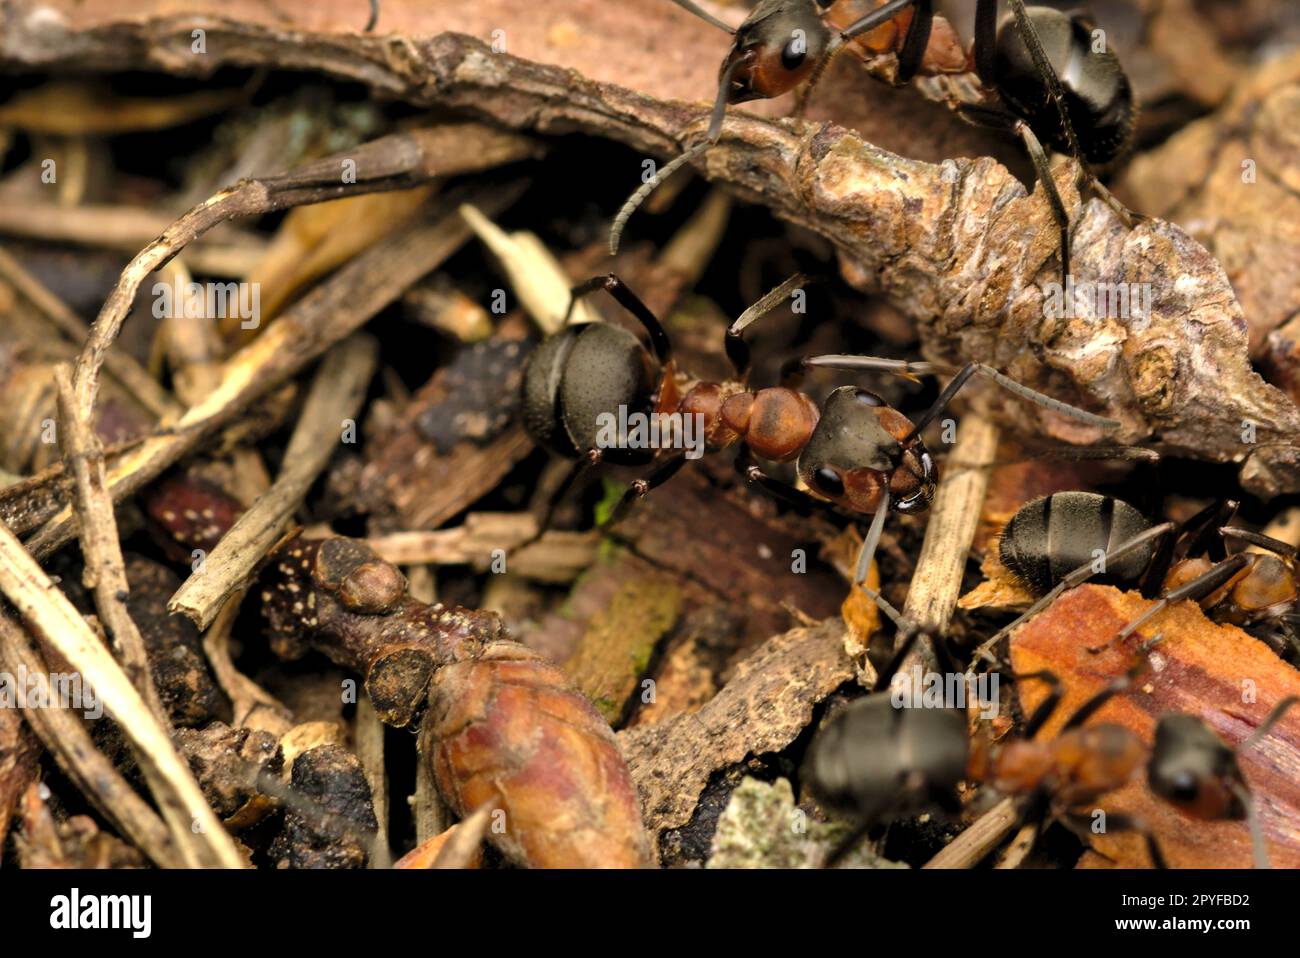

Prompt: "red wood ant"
[621,1,1141,283]
[806,595,1165,866]
[812,591,1300,867]
[520,273,1117,579]
[973,493,1300,666]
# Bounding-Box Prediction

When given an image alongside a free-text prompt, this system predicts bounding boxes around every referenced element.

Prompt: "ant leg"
[853,488,890,586]
[1064,811,1168,868]
[948,102,1071,286]
[969,522,1176,666]
[796,0,923,117]
[1242,695,1300,750]
[598,453,691,532]
[1221,527,1298,561]
[725,273,811,379]
[566,274,672,363]
[506,451,603,563]
[1178,500,1240,560]
[1140,499,1238,596]
[973,0,998,85]
[1010,670,1062,739]
[838,0,924,44]
[999,0,1086,179]
[801,356,1120,434]
[1231,783,1271,869]
[733,444,859,525]
[895,1,934,86]
[365,0,378,32]
[1061,640,1161,730]
[999,0,1144,228]
[1086,554,1251,654]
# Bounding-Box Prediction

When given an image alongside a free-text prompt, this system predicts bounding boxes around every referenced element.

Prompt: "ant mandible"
[623,0,1140,283]
[521,273,1117,581]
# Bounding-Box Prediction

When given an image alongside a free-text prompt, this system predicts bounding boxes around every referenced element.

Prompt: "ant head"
[796,386,936,515]
[1148,714,1245,821]
[804,692,968,820]
[722,0,832,102]
[521,323,658,465]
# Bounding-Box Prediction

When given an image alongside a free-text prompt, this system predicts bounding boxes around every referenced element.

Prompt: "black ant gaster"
[521,273,1116,579]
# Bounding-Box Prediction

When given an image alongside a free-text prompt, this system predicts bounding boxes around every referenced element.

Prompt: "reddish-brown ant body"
[521,273,1115,577]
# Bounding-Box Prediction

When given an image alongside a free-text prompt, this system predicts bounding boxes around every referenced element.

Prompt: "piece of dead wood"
[394,804,490,869]
[354,694,391,868]
[367,516,599,583]
[923,795,1019,870]
[1012,585,1300,869]
[0,247,180,421]
[169,334,379,629]
[352,334,534,534]
[0,204,266,277]
[896,415,1000,675]
[619,617,859,849]
[0,678,39,847]
[25,181,523,561]
[0,524,243,867]
[52,364,170,729]
[1120,51,1300,363]
[565,574,683,723]
[203,591,294,736]
[5,11,1296,493]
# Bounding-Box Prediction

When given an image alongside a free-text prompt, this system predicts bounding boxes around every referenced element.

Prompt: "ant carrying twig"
[517,273,1117,581]
[618,1,1142,283]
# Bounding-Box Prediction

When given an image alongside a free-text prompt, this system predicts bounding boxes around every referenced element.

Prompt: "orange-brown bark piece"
[423,642,652,868]
[1010,585,1300,868]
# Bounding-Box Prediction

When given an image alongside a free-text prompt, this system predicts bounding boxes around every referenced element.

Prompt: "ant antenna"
[856,489,890,587]
[609,141,711,255]
[668,0,736,34]
[365,0,378,32]
[1242,695,1300,751]
[802,356,1120,433]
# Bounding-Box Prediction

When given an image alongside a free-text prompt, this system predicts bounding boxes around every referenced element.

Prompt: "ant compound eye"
[1168,771,1200,803]
[815,466,845,498]
[781,35,808,72]
[815,0,835,8]
[853,388,885,407]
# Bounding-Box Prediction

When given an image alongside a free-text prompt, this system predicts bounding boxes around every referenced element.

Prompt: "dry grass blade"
[26,181,523,561]
[53,364,170,728]
[168,334,380,629]
[0,613,182,869]
[0,521,244,867]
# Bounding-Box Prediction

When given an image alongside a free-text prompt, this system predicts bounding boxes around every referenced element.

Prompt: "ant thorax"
[824,1,968,81]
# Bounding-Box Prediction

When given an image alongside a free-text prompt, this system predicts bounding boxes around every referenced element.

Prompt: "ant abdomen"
[993,7,1135,167]
[804,694,968,819]
[521,322,658,465]
[1000,491,1154,595]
